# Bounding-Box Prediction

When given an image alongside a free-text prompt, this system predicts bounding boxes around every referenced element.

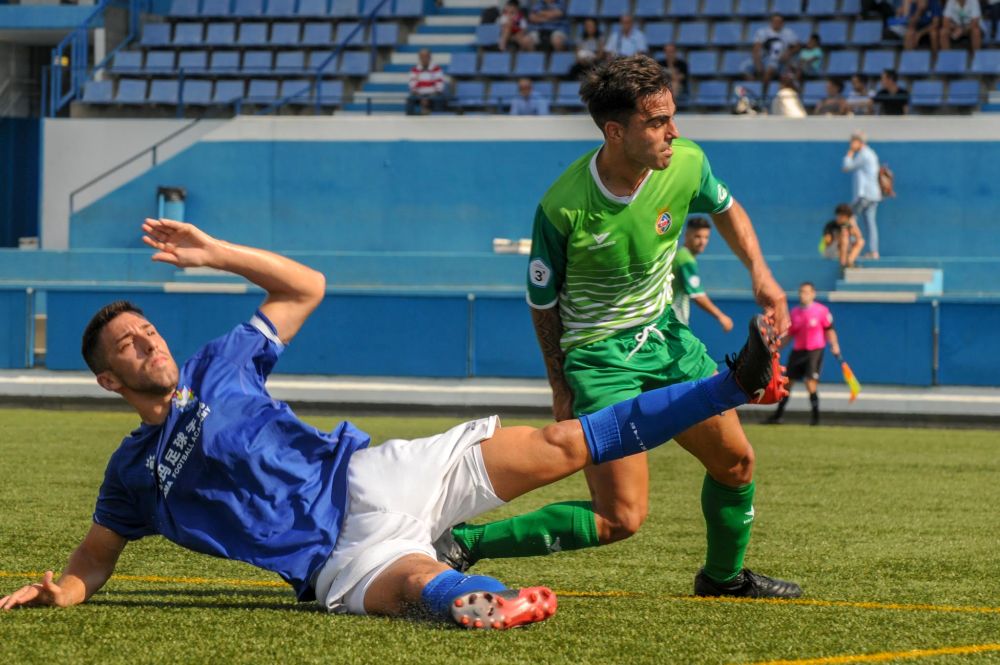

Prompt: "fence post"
[931,298,940,386]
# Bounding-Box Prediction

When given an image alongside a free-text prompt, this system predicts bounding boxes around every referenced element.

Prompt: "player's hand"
[0,571,70,610]
[717,314,734,333]
[753,274,790,336]
[142,218,220,269]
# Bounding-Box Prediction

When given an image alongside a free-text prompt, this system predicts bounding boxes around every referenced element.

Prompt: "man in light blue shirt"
[510,78,550,115]
[605,14,648,56]
[842,130,883,258]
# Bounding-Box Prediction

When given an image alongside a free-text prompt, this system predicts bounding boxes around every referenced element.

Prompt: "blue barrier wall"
[0,118,40,247]
[937,302,1000,387]
[0,289,29,369]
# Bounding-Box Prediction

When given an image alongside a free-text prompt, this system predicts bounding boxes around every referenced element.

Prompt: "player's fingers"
[151,253,181,266]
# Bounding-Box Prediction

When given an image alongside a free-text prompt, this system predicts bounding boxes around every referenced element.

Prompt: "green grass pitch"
[2,408,1000,665]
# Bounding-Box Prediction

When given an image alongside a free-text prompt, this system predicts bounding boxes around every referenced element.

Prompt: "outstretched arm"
[142,218,326,344]
[1,523,126,610]
[692,294,734,332]
[711,201,789,334]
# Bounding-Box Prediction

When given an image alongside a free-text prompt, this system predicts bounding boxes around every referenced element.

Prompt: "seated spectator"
[798,33,824,77]
[751,14,801,87]
[846,74,875,114]
[605,14,649,57]
[940,0,982,51]
[820,204,866,268]
[569,18,606,79]
[524,0,569,51]
[661,43,689,99]
[814,78,850,115]
[897,0,942,50]
[406,49,445,116]
[873,68,909,115]
[770,71,807,117]
[509,77,551,114]
[986,0,1000,43]
[498,0,530,51]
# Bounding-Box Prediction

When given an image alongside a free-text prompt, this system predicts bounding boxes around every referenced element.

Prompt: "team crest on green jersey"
[655,209,672,235]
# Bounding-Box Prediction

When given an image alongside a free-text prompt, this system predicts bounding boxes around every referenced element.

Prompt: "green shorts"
[565,308,718,417]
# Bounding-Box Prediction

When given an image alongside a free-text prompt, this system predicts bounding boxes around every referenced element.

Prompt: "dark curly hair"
[81,300,144,374]
[580,55,673,133]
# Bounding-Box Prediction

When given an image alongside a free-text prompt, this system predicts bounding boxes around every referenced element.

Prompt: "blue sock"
[579,370,747,465]
[420,570,508,617]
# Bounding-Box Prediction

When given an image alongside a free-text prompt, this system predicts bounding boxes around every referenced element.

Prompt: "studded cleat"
[694,568,803,599]
[433,527,475,573]
[725,315,789,405]
[450,587,557,630]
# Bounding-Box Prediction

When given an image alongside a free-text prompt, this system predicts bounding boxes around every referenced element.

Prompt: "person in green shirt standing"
[438,55,800,598]
[672,216,734,332]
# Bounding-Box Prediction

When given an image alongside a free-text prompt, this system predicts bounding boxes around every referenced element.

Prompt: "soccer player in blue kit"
[0,219,788,629]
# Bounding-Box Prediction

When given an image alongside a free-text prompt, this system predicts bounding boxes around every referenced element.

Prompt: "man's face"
[770,14,783,30]
[880,72,893,89]
[826,81,837,96]
[98,312,178,396]
[664,43,676,59]
[418,49,431,68]
[621,15,633,32]
[518,78,532,97]
[685,227,711,255]
[616,89,679,171]
[798,285,816,307]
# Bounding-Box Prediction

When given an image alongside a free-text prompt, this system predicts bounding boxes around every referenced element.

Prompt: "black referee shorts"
[787,349,824,381]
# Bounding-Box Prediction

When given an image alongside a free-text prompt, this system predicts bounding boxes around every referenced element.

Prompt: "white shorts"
[313,416,506,614]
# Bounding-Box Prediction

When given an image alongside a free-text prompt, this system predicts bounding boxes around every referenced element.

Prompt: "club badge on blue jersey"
[172,386,197,412]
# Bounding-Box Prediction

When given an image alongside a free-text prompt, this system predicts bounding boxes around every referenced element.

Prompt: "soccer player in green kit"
[438,55,801,598]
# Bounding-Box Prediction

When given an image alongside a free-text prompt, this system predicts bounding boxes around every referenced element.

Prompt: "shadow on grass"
[88,597,323,612]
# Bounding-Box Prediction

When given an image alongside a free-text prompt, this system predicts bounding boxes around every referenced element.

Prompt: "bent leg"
[583,455,649,544]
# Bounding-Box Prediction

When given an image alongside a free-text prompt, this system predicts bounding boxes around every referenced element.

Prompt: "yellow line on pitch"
[745,643,1000,665]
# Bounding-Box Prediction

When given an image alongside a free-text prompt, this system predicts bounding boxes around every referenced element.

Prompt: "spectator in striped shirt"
[407,49,446,115]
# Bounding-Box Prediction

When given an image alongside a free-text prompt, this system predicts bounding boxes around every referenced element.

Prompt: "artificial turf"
[1,408,999,665]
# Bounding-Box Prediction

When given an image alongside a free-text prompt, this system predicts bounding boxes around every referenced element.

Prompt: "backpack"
[878,164,896,198]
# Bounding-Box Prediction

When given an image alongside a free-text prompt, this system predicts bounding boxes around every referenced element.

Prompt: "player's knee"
[539,420,590,470]
[598,502,648,543]
[708,447,755,487]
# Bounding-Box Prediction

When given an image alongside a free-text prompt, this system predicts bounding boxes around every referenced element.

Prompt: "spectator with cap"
[872,68,909,115]
[605,14,649,57]
[842,130,883,260]
[509,78,551,115]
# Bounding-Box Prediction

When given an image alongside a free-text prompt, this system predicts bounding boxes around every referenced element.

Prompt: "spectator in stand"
[751,14,801,88]
[813,78,849,115]
[985,0,1000,43]
[940,0,982,51]
[898,0,942,51]
[820,204,866,268]
[605,14,649,57]
[524,0,569,51]
[498,0,530,51]
[662,43,689,99]
[846,74,875,114]
[569,18,605,78]
[842,131,883,259]
[873,68,909,115]
[509,78,551,114]
[797,33,824,77]
[406,49,446,116]
[770,71,807,117]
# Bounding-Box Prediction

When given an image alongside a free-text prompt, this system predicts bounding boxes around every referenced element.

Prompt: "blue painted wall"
[0,289,29,369]
[0,118,41,247]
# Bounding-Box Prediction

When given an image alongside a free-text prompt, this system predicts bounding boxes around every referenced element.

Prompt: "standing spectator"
[661,43,689,98]
[605,14,649,57]
[872,68,909,115]
[846,74,875,114]
[820,203,866,268]
[770,71,807,117]
[509,78,551,114]
[569,18,605,78]
[899,0,942,51]
[751,14,801,88]
[498,0,529,51]
[671,217,734,332]
[842,130,883,259]
[524,0,569,52]
[813,78,850,115]
[940,0,982,50]
[797,33,824,76]
[407,49,445,115]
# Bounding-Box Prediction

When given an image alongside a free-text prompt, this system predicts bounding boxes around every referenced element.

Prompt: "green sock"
[701,475,755,584]
[452,501,600,563]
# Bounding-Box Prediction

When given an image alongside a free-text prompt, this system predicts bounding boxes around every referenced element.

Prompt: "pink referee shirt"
[788,302,833,351]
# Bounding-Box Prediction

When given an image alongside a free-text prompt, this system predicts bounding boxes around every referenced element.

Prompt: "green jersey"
[527,138,732,351]
[670,246,706,326]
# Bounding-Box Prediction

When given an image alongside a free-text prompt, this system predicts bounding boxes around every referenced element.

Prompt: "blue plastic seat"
[177,50,208,74]
[338,51,371,75]
[735,0,766,16]
[806,0,836,15]
[668,0,698,17]
[144,50,176,74]
[271,22,301,45]
[141,23,171,47]
[361,0,392,17]
[242,50,272,74]
[825,49,859,76]
[394,0,422,17]
[210,50,240,74]
[237,22,268,45]
[634,0,664,18]
[212,79,245,104]
[702,0,731,17]
[946,79,980,106]
[234,0,264,16]
[514,52,546,76]
[453,80,486,108]
[173,23,205,46]
[488,81,517,109]
[784,20,812,44]
[448,51,478,77]
[330,0,359,16]
[301,22,329,45]
[817,20,847,47]
[772,0,800,15]
[111,51,143,74]
[149,79,180,104]
[182,79,213,105]
[712,21,742,46]
[169,0,201,17]
[840,0,860,13]
[547,51,576,75]
[676,21,708,48]
[801,79,827,106]
[200,0,231,16]
[275,50,306,73]
[115,79,147,104]
[533,80,554,100]
[335,22,365,46]
[203,22,235,46]
[265,0,297,17]
[720,50,752,75]
[644,22,674,47]
[556,80,584,107]
[480,51,513,76]
[475,22,500,47]
[934,50,968,75]
[246,79,279,103]
[82,80,114,103]
[567,0,597,18]
[851,20,883,46]
[861,50,895,77]
[688,50,718,76]
[909,79,943,107]
[312,79,344,105]
[371,22,399,44]
[599,0,629,19]
[694,80,729,107]
[308,50,338,73]
[279,78,313,101]
[296,0,329,14]
[971,49,1000,75]
[898,50,930,76]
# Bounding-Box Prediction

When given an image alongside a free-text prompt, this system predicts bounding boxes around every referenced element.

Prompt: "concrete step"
[843,267,940,284]
[408,32,476,45]
[341,102,407,112]
[424,14,480,26]
[368,71,412,84]
[352,90,409,102]
[416,24,477,34]
[834,280,924,293]
[360,82,409,92]
[391,50,456,64]
[432,5,484,14]
[827,291,919,303]
[441,0,494,7]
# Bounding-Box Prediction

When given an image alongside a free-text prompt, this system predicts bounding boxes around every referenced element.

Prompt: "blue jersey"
[93,312,370,601]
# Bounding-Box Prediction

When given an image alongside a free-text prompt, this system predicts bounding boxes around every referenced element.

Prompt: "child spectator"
[820,203,866,268]
[798,33,824,76]
[498,0,529,51]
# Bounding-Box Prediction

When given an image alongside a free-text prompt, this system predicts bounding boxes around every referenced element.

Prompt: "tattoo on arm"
[531,307,567,386]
